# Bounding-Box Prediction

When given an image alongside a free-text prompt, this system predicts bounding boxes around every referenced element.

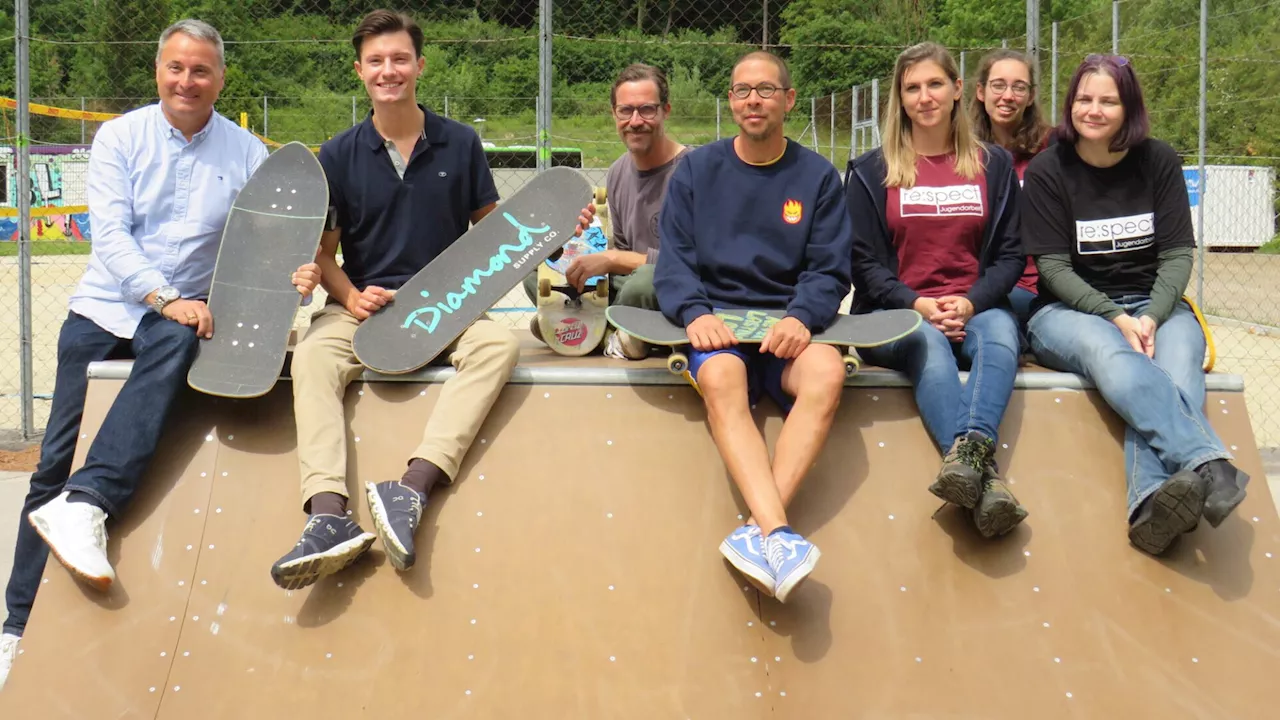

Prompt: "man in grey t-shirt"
[525,63,686,358]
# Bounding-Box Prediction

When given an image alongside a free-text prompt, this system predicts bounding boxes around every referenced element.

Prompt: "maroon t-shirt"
[887,154,988,299]
[1012,152,1039,293]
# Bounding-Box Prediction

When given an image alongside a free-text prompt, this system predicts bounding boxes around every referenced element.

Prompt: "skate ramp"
[1,351,1278,719]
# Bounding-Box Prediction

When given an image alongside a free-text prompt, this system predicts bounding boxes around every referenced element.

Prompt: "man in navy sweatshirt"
[653,51,854,604]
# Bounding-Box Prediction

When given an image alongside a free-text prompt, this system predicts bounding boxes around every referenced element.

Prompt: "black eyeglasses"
[613,103,661,121]
[730,83,789,99]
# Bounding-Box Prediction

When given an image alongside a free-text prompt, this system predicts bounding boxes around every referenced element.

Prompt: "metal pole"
[262,95,269,138]
[762,0,768,49]
[1113,1,1120,54]
[351,95,357,126]
[871,78,881,147]
[850,85,857,157]
[829,92,836,164]
[1051,22,1059,123]
[715,97,721,140]
[80,96,86,144]
[1002,38,1008,49]
[810,96,818,153]
[1196,0,1208,306]
[444,95,449,118]
[16,0,34,439]
[960,51,966,82]
[537,0,552,172]
[1027,0,1040,86]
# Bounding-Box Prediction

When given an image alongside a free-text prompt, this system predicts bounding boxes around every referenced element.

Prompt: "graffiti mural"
[0,145,93,243]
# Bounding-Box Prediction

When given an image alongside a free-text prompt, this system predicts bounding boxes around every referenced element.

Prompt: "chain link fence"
[2,1,1277,453]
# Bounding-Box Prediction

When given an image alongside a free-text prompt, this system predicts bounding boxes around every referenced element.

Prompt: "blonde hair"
[882,42,984,188]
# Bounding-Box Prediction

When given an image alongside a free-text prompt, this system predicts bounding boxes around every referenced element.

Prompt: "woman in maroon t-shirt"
[845,42,1028,539]
[970,49,1052,327]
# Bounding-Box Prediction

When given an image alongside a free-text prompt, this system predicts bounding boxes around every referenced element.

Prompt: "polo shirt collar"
[360,103,446,151]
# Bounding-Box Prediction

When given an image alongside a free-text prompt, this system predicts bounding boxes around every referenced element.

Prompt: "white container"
[1183,164,1276,249]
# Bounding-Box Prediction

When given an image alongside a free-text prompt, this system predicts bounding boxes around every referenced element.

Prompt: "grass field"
[0,241,93,257]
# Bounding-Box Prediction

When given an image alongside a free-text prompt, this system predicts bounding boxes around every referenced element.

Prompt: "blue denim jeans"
[859,307,1020,451]
[1027,298,1229,520]
[3,311,198,635]
[1008,287,1037,329]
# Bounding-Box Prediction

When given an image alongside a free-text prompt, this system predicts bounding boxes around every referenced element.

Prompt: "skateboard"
[353,166,592,374]
[535,186,610,356]
[187,141,327,398]
[606,306,923,377]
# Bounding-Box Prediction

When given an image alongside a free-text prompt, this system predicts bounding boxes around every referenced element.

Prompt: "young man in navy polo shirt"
[653,52,853,603]
[270,10,521,588]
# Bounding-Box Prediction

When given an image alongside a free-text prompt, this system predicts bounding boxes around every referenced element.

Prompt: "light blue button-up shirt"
[68,103,269,338]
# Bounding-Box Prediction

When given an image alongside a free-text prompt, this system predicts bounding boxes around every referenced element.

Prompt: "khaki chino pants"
[292,302,520,507]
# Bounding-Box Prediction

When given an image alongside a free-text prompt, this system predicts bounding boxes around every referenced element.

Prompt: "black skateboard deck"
[353,166,593,374]
[605,306,922,376]
[187,141,327,398]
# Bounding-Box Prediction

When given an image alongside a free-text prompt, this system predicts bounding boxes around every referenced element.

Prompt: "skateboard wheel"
[668,353,688,375]
[538,278,551,298]
[842,355,860,378]
[594,187,607,206]
[594,282,608,299]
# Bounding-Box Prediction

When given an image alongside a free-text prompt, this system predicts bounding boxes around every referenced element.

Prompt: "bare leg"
[773,344,845,506]
[699,354,788,536]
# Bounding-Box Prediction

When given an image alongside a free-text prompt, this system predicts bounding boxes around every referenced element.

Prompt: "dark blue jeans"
[859,307,1021,451]
[3,311,198,635]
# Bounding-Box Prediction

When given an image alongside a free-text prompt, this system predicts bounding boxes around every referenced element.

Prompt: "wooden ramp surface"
[1,362,1277,719]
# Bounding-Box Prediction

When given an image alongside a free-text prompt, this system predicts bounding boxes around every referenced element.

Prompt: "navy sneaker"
[365,481,425,571]
[270,514,376,590]
[719,524,774,596]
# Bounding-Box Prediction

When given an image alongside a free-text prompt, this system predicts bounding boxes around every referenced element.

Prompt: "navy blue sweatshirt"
[843,143,1024,315]
[654,138,854,332]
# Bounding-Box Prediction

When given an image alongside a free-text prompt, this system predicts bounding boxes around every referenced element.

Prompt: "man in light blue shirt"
[0,19,320,686]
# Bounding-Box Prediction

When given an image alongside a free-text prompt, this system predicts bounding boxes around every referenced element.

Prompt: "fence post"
[715,97,721,140]
[262,95,269,138]
[351,95,356,126]
[444,95,449,118]
[1196,0,1208,306]
[871,78,880,146]
[960,50,966,82]
[16,0,34,440]
[850,85,857,158]
[1113,0,1120,54]
[810,96,818,153]
[80,96,86,143]
[537,0,552,172]
[1026,0,1039,85]
[1051,22,1059,122]
[829,92,836,164]
[1001,38,1008,49]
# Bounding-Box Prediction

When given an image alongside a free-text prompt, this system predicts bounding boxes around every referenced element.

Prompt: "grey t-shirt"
[605,146,688,264]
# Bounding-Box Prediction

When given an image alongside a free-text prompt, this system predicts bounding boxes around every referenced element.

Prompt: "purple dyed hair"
[1055,54,1150,151]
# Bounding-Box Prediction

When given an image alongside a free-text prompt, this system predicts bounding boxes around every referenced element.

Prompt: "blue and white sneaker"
[766,528,821,603]
[270,514,376,590]
[365,480,425,571]
[719,524,775,596]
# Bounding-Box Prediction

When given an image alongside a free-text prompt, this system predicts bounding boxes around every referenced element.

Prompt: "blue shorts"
[688,346,794,413]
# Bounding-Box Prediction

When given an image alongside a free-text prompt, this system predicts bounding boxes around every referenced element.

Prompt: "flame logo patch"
[782,199,803,224]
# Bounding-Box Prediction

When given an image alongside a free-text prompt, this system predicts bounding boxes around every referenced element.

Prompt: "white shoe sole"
[28,512,114,592]
[365,482,416,571]
[271,533,376,590]
[774,546,821,604]
[718,540,775,597]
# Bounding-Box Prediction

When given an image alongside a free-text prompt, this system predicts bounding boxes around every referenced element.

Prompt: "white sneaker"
[28,491,116,591]
[604,329,649,360]
[0,632,20,691]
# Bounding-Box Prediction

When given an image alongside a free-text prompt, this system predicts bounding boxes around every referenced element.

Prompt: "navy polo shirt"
[317,105,500,291]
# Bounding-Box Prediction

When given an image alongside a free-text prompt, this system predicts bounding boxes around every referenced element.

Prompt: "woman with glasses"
[845,42,1028,538]
[1021,54,1249,555]
[970,49,1053,326]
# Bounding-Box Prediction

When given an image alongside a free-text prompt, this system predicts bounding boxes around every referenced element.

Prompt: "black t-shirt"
[1020,138,1194,303]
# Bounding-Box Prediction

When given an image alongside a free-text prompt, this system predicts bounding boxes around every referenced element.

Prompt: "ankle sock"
[308,491,346,517]
[401,458,447,497]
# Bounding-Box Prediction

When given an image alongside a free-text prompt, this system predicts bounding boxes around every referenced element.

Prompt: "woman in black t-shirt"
[846,42,1028,538]
[1020,54,1248,556]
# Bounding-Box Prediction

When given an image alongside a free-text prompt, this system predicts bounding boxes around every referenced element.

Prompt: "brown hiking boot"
[929,431,993,509]
[973,461,1028,538]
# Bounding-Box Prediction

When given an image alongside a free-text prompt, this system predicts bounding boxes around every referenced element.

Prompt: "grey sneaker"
[1129,470,1207,556]
[365,481,425,571]
[929,432,993,509]
[972,461,1028,538]
[1197,459,1249,528]
[270,514,376,590]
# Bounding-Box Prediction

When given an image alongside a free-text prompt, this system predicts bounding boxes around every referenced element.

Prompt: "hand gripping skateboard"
[353,166,592,374]
[187,141,327,398]
[605,306,922,377]
[535,186,610,356]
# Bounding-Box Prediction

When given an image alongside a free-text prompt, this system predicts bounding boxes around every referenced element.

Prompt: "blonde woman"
[845,42,1028,538]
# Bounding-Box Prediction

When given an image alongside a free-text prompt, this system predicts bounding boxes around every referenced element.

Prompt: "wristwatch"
[150,286,181,314]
